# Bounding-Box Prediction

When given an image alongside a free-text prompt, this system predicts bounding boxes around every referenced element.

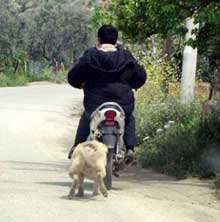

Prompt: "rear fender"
[101,126,118,149]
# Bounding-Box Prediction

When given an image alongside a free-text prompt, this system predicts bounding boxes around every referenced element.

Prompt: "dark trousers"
[74,111,137,150]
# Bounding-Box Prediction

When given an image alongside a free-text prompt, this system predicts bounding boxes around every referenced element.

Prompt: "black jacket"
[68,45,147,114]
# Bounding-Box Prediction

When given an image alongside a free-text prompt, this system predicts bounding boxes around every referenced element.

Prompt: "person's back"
[68,25,147,158]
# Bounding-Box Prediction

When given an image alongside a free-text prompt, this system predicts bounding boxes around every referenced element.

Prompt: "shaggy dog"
[68,141,108,199]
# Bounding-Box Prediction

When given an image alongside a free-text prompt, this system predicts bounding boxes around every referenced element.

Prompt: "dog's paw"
[101,189,108,198]
[68,193,74,200]
[92,190,99,196]
[76,190,84,197]
[113,170,120,177]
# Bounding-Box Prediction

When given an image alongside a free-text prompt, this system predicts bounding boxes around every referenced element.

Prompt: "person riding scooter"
[68,25,147,159]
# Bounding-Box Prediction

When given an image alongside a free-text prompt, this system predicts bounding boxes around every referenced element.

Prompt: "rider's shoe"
[124,149,135,165]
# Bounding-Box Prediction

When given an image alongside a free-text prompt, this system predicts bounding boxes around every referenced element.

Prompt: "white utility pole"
[180,17,199,104]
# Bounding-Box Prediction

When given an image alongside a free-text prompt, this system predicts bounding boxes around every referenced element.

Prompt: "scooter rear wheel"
[104,150,113,190]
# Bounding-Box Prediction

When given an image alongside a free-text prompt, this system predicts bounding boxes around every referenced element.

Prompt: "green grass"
[135,85,220,178]
[214,173,220,196]
[0,73,29,87]
[28,70,67,83]
[0,71,67,87]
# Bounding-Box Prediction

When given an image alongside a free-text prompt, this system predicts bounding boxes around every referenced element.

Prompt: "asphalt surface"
[0,83,220,222]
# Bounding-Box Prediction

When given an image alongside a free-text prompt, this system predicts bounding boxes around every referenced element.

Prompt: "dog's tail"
[80,141,107,165]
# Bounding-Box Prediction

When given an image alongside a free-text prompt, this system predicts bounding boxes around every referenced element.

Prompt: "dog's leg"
[68,174,79,199]
[97,171,108,198]
[93,180,99,196]
[76,175,84,197]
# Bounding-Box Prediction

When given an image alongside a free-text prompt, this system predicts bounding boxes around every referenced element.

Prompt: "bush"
[128,44,179,94]
[135,90,201,140]
[0,70,67,87]
[28,70,67,83]
[0,73,11,87]
[0,73,29,87]
[135,89,220,178]
[138,117,201,178]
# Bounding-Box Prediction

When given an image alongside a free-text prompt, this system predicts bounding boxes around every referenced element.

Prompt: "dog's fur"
[68,141,108,199]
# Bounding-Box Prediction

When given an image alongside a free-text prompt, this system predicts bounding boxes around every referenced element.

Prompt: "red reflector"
[104,110,116,121]
[105,121,116,126]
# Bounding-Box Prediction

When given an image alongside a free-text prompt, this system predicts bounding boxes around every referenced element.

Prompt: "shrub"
[0,73,11,87]
[13,74,29,86]
[128,44,179,95]
[135,90,220,178]
[0,70,67,87]
[135,91,201,141]
[138,117,202,178]
[0,73,29,87]
[28,70,67,83]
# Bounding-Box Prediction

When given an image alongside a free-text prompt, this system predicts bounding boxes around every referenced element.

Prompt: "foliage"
[0,73,29,87]
[135,91,200,140]
[128,43,180,93]
[26,1,91,64]
[0,0,93,79]
[93,1,220,90]
[28,70,67,83]
[0,69,67,87]
[135,88,220,178]
[93,1,220,44]
[138,118,200,178]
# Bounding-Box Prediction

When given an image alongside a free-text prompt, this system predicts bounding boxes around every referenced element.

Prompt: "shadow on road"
[1,160,212,190]
[1,160,68,172]
[115,165,212,189]
[60,194,106,202]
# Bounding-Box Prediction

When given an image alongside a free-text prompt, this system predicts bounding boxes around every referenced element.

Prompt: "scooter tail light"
[105,110,117,120]
[104,110,117,126]
[104,110,117,121]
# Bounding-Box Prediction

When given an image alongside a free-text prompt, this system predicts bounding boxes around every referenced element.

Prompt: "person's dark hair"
[98,25,118,45]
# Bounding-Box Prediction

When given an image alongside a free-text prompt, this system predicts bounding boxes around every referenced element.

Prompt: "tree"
[0,0,22,73]
[92,0,220,102]
[197,5,220,102]
[0,0,93,75]
[26,1,91,64]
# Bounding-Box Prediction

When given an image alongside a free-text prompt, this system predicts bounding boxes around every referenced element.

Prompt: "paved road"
[0,83,220,222]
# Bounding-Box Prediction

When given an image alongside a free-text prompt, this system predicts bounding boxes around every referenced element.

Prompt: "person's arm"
[123,50,147,89]
[129,62,147,89]
[67,53,88,89]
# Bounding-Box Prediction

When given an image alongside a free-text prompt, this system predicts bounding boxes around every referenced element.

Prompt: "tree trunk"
[212,89,220,101]
[180,17,199,104]
[202,58,220,114]
[162,37,172,58]
[14,61,19,74]
[210,57,220,91]
[209,57,220,107]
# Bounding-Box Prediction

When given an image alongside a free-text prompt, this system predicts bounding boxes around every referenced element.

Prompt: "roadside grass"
[0,73,29,87]
[28,70,67,84]
[135,82,220,180]
[214,173,220,197]
[0,71,67,87]
[137,82,209,103]
[215,192,220,200]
